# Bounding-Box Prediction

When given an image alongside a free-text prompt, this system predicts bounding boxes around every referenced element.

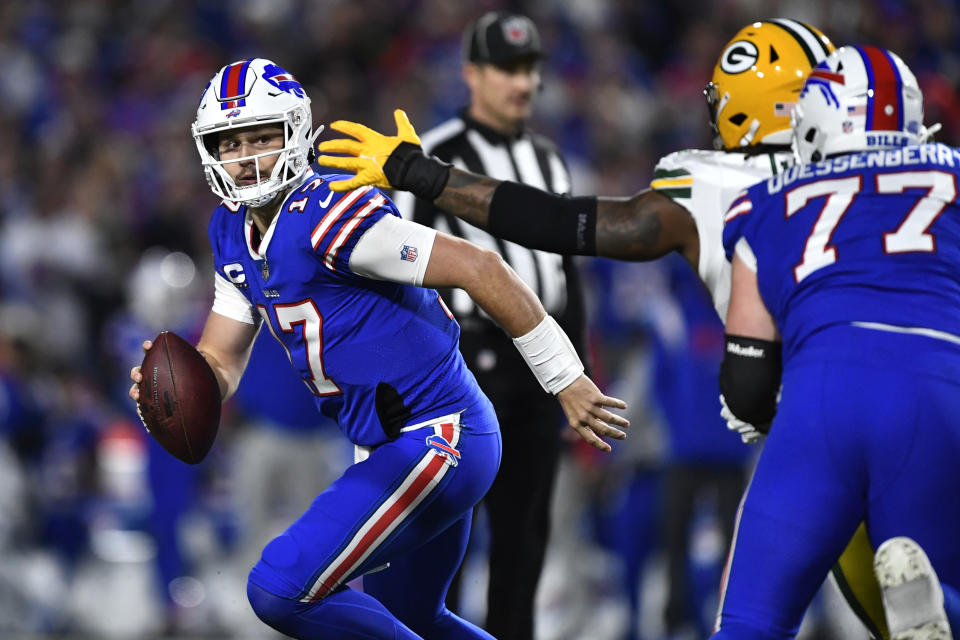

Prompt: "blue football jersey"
[723,142,960,359]
[208,172,490,446]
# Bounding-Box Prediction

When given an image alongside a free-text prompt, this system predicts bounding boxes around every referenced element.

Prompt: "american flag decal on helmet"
[219,59,253,110]
[774,102,795,117]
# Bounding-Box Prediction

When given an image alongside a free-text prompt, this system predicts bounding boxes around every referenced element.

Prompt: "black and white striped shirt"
[393,111,584,348]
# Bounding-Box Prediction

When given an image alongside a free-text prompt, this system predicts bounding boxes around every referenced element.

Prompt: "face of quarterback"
[465,58,541,133]
[217,123,286,187]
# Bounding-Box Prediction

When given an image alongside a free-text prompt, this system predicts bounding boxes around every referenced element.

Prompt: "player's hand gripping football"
[317,109,451,199]
[557,376,629,452]
[129,339,153,428]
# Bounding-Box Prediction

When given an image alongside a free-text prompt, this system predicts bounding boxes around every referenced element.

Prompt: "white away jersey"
[650,148,793,320]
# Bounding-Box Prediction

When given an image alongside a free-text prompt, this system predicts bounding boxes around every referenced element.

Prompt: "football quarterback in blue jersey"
[716,46,959,640]
[129,58,628,640]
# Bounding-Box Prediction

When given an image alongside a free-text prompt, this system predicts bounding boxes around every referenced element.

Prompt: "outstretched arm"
[316,110,699,269]
[422,231,629,452]
[438,171,699,267]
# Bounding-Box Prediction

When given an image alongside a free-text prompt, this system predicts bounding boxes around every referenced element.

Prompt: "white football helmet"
[792,45,934,163]
[192,58,319,207]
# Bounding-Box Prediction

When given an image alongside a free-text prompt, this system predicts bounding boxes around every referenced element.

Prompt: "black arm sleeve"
[488,181,598,255]
[719,334,783,430]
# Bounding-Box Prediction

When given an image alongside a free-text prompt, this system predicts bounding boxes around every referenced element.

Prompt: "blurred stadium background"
[0,0,958,638]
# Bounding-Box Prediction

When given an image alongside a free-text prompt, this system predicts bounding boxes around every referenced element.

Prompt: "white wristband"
[513,315,584,394]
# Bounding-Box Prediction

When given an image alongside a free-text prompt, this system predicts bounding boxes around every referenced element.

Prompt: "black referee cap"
[463,11,542,65]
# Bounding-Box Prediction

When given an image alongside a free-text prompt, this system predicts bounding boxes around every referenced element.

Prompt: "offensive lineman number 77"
[787,170,955,282]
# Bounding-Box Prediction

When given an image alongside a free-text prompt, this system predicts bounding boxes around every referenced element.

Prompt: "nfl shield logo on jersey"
[401,245,418,262]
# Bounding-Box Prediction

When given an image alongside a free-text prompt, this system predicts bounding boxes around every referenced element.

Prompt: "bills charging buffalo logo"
[263,63,305,98]
[426,434,460,467]
[225,109,242,118]
[802,68,844,109]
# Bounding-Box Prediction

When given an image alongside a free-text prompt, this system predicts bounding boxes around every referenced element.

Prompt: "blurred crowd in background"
[1,0,959,638]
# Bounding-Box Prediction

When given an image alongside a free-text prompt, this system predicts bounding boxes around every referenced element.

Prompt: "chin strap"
[309,124,326,149]
[738,119,762,147]
[306,124,325,163]
[921,122,942,143]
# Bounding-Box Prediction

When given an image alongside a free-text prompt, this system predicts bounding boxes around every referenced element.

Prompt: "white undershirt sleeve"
[348,215,437,286]
[734,237,758,273]
[212,272,258,324]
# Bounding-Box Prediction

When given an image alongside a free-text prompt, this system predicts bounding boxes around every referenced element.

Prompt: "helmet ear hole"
[770,45,779,63]
[729,113,748,126]
[804,127,817,143]
[203,134,220,160]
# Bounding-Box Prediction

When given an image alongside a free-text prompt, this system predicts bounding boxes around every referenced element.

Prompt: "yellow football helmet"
[705,19,835,150]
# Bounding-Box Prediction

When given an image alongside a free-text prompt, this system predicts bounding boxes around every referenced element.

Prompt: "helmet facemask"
[195,104,312,208]
[705,80,757,150]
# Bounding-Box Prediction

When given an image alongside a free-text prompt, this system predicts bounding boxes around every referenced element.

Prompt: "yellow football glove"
[317,109,422,192]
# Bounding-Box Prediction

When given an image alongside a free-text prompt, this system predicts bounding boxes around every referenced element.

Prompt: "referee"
[393,11,588,640]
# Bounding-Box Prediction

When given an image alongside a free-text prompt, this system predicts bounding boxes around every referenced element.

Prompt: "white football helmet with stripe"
[792,46,934,163]
[192,58,319,207]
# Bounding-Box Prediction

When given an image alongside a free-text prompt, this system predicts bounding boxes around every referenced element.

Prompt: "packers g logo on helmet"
[705,19,835,150]
[720,41,759,74]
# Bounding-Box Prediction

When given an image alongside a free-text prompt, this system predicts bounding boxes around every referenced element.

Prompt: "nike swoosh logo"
[317,191,334,208]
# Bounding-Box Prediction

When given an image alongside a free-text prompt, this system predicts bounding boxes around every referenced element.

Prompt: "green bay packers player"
[317,19,897,640]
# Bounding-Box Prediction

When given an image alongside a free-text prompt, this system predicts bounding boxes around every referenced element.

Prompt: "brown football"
[138,331,221,464]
